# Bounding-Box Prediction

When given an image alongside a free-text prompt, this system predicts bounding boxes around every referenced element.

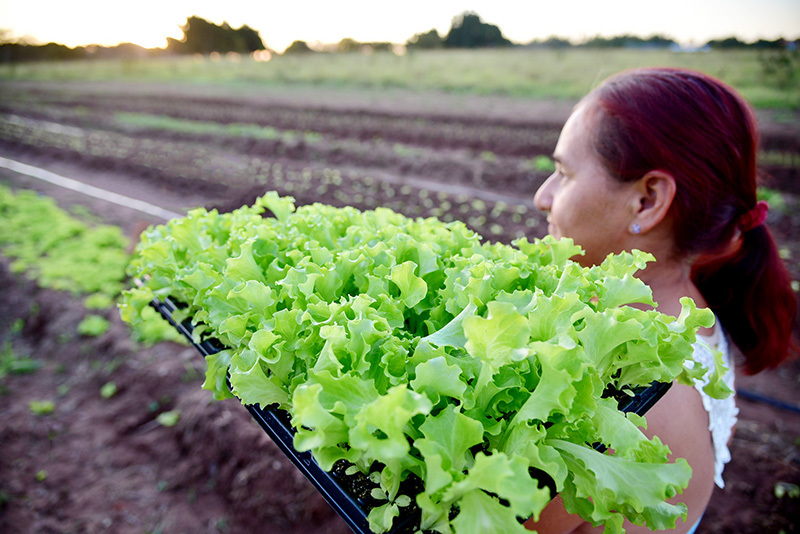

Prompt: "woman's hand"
[525,382,715,533]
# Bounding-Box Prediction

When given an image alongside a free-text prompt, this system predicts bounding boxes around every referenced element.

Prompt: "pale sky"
[1,1,798,52]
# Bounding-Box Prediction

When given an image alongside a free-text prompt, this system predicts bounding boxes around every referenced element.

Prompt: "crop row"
[1,85,561,158]
[0,184,185,345]
[0,91,553,199]
[0,117,546,244]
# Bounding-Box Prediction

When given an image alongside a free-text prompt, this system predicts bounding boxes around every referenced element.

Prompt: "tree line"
[0,16,267,63]
[1,12,797,63]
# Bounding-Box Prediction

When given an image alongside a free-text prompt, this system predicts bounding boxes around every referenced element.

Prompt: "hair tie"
[738,200,769,232]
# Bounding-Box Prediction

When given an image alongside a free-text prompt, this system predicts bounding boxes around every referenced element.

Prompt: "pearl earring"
[631,223,641,234]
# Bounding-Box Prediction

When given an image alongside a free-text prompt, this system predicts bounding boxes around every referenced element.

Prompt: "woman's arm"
[525,382,716,533]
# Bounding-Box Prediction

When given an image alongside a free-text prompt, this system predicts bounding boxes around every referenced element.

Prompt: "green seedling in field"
[100,382,118,399]
[130,307,187,346]
[77,315,111,337]
[0,185,184,346]
[774,481,800,499]
[84,293,115,310]
[29,400,55,415]
[114,112,323,145]
[527,154,556,172]
[0,186,128,297]
[156,410,181,427]
[757,186,788,215]
[0,342,40,379]
[123,191,731,534]
[392,143,422,158]
[489,223,505,236]
[479,150,497,162]
[760,150,800,168]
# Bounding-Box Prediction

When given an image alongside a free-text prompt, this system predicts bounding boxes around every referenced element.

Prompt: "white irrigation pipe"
[0,156,182,221]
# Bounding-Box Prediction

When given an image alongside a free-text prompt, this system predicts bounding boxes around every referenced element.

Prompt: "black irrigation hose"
[736,388,800,415]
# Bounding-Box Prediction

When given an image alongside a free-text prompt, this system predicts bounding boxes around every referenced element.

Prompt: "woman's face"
[534,103,638,267]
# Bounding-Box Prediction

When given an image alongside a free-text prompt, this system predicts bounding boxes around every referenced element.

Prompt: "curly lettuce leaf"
[551,439,691,534]
[120,192,731,534]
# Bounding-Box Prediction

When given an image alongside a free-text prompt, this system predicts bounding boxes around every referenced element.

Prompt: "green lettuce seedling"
[122,192,730,534]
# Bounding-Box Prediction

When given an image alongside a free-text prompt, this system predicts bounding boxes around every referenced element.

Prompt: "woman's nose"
[533,172,556,212]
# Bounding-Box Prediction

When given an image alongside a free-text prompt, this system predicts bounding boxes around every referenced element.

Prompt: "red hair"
[586,67,796,374]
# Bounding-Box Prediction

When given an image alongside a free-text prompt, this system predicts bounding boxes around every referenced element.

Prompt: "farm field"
[0,71,799,534]
[2,49,798,109]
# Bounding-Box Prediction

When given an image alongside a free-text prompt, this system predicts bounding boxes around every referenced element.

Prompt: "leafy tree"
[167,16,265,55]
[334,38,392,53]
[443,12,512,48]
[36,42,77,60]
[705,36,749,49]
[526,36,573,49]
[0,42,81,62]
[642,35,677,48]
[165,36,183,53]
[337,37,360,53]
[91,42,151,59]
[581,34,675,48]
[283,40,314,54]
[406,29,443,49]
[752,38,786,50]
[367,42,393,53]
[236,25,266,52]
[542,36,572,49]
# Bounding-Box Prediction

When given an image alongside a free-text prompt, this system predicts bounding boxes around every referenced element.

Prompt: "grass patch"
[114,112,320,143]
[1,49,797,109]
[0,342,40,379]
[77,315,111,337]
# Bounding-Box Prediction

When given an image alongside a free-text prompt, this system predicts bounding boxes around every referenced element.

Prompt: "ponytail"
[693,225,797,374]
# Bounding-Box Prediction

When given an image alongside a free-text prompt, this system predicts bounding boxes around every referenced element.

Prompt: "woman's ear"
[630,170,676,233]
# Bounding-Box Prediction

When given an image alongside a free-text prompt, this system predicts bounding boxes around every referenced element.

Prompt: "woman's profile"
[525,67,796,533]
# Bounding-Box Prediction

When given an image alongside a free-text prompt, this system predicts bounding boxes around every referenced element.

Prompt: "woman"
[525,68,796,533]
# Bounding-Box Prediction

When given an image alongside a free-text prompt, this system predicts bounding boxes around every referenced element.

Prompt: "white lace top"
[691,325,738,488]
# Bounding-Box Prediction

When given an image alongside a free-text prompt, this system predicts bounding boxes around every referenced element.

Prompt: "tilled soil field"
[0,80,799,534]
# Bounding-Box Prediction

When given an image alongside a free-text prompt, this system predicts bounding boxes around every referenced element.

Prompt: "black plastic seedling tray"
[150,296,672,534]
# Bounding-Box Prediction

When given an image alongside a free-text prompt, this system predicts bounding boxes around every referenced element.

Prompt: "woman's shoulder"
[643,379,712,448]
[636,381,716,531]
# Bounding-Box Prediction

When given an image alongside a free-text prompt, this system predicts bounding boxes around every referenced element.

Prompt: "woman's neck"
[636,257,712,333]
